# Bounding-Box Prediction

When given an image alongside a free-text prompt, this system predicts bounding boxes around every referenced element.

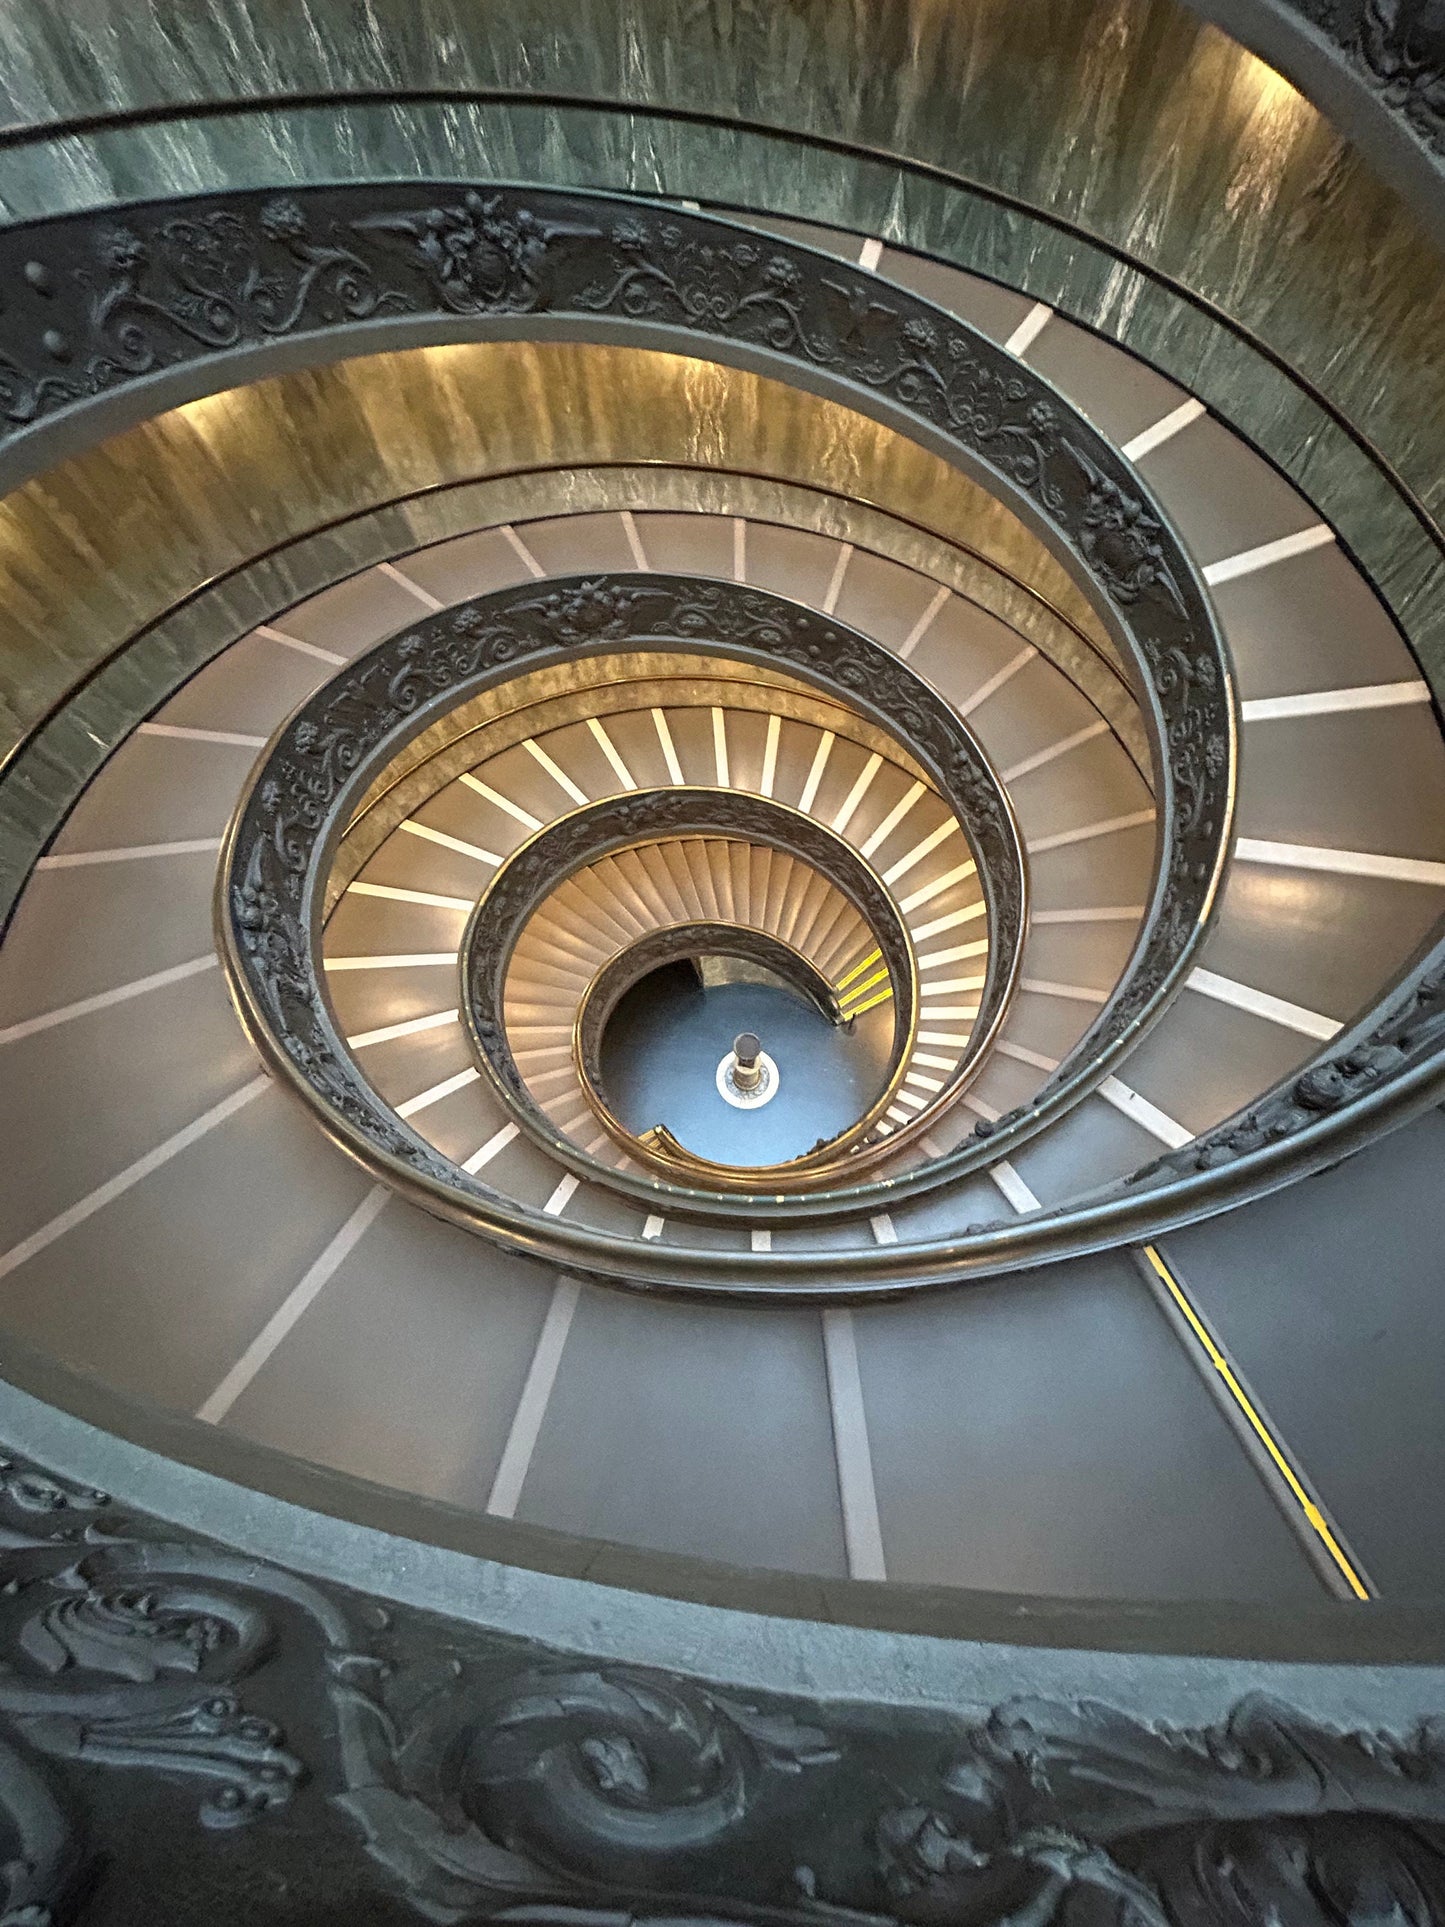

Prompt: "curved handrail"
[580,921,889,1180]
[0,187,1422,1278]
[460,798,920,1186]
[94,180,1226,1191]
[220,572,1039,1225]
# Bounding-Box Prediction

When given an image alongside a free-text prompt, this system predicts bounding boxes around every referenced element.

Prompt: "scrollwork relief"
[222,572,1041,1217]
[471,800,917,1171]
[3,185,1228,1038]
[1293,0,1445,154]
[0,183,1240,1231]
[1128,936,1445,1183]
[1,1443,1442,1923]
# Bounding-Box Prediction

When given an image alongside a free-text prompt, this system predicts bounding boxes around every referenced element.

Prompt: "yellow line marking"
[834,948,882,993]
[1141,1245,1371,1600]
[839,967,891,1007]
[845,986,896,1017]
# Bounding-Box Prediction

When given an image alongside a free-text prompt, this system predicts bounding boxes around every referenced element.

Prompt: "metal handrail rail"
[460,803,922,1187]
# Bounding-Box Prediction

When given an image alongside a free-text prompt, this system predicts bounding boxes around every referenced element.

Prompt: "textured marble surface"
[0,0,1435,530]
[0,481,1144,930]
[0,91,1436,682]
[0,339,1116,757]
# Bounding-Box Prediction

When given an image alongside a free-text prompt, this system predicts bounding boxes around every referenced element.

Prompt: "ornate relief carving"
[1294,0,1445,153]
[467,797,916,1169]
[1,1446,1441,1924]
[573,921,842,1101]
[1130,936,1445,1181]
[223,573,1031,1213]
[4,187,1229,1076]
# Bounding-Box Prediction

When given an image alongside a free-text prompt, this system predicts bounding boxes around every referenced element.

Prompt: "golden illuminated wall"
[0,341,1112,751]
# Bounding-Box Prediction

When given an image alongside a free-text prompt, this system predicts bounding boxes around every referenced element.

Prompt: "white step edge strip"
[956,644,1036,719]
[1120,396,1206,462]
[324,952,457,971]
[917,937,990,967]
[346,1009,459,1050]
[0,1075,268,1284]
[0,954,218,1046]
[195,1184,390,1424]
[1000,718,1109,785]
[897,584,950,660]
[822,540,853,613]
[1202,525,1334,585]
[831,751,882,835]
[904,1070,945,1093]
[486,1276,582,1518]
[460,773,542,829]
[882,816,959,886]
[544,1172,580,1216]
[347,881,474,911]
[500,523,546,578]
[1004,301,1052,358]
[996,1039,1059,1073]
[751,1227,772,1253]
[1019,977,1109,1004]
[255,623,346,666]
[395,1066,479,1118]
[857,236,884,271]
[1097,1076,1194,1149]
[798,729,834,812]
[821,1308,887,1581]
[137,722,268,748]
[642,1214,666,1240]
[652,708,685,785]
[732,517,747,582]
[897,854,976,914]
[911,900,986,942]
[37,836,222,870]
[1030,905,1146,924]
[760,713,781,798]
[399,820,500,865]
[619,509,649,570]
[463,1122,520,1174]
[989,1159,1041,1213]
[378,559,444,611]
[1240,680,1430,722]
[711,707,731,787]
[587,716,638,789]
[524,738,589,805]
[1186,967,1342,1041]
[1029,809,1154,854]
[1234,837,1445,886]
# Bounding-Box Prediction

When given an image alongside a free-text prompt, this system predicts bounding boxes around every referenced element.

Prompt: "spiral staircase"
[0,1,1442,1920]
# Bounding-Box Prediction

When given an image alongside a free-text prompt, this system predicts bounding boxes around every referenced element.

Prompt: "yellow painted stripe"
[846,986,896,1017]
[839,967,891,1007]
[1141,1245,1371,1600]
[834,948,882,993]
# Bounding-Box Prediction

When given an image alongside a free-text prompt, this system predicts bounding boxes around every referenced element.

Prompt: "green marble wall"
[0,340,1118,753]
[0,0,1435,524]
[0,0,1438,756]
[0,23,1436,691]
[0,454,1143,930]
